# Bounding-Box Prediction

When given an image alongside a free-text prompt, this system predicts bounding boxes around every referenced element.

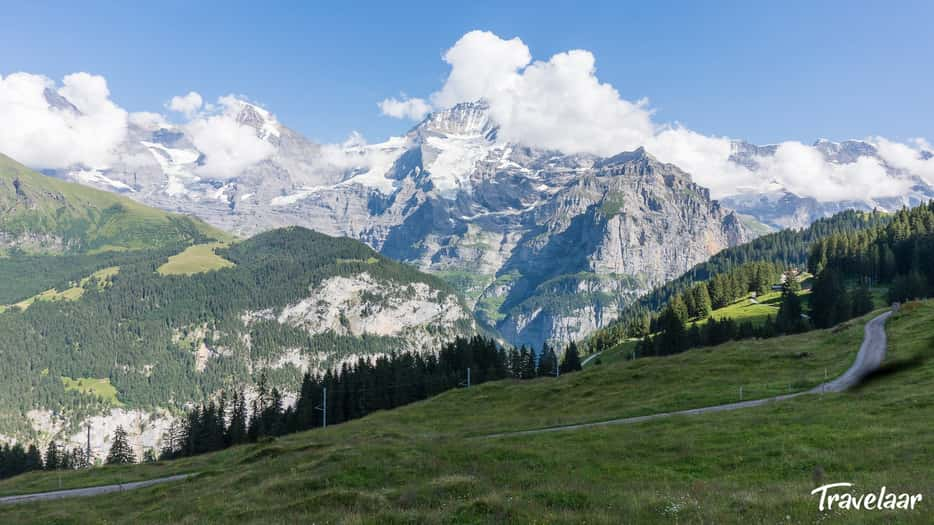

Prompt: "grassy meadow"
[156,243,235,276]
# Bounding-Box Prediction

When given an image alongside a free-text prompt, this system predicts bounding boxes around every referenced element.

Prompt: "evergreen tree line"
[587,209,887,352]
[588,261,783,352]
[638,267,878,357]
[0,441,89,479]
[160,336,583,460]
[638,202,934,357]
[808,201,934,307]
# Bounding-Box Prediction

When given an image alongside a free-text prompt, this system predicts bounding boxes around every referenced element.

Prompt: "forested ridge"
[0,227,470,440]
[627,203,934,357]
[587,209,891,351]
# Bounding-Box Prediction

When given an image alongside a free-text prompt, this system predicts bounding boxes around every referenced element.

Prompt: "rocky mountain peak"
[43,87,81,114]
[594,147,656,169]
[812,139,878,163]
[414,101,496,140]
[233,101,281,142]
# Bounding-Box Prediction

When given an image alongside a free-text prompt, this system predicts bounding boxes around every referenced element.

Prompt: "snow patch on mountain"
[70,168,135,192]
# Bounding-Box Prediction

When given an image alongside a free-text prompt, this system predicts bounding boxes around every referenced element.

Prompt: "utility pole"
[86,423,92,467]
[314,387,327,429]
[739,386,743,401]
[322,387,327,428]
[459,368,471,388]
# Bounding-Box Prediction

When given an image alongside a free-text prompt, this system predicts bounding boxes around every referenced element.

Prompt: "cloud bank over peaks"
[175,92,277,179]
[379,30,933,202]
[0,72,128,169]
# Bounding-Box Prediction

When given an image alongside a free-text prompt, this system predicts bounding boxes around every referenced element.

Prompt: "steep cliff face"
[42,101,750,346]
[480,149,748,348]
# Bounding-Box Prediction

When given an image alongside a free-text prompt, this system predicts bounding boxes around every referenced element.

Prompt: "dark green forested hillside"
[614,203,934,358]
[808,202,934,326]
[0,226,472,441]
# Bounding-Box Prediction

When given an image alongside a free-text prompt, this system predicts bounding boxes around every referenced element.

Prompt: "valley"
[1,301,930,523]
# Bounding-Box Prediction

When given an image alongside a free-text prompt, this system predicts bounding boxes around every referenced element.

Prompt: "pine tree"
[777,286,804,333]
[537,345,558,376]
[810,268,845,328]
[692,283,712,318]
[106,426,136,465]
[559,342,582,373]
[25,444,42,472]
[655,302,688,355]
[44,441,60,470]
[226,391,248,445]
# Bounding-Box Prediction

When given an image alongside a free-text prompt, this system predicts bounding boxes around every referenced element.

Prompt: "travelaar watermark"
[811,483,922,511]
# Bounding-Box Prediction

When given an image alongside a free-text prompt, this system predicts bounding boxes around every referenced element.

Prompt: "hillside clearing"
[156,243,235,275]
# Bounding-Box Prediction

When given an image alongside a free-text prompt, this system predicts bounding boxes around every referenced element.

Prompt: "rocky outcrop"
[252,272,472,352]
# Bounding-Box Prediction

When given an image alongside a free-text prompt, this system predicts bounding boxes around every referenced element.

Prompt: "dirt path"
[482,310,893,439]
[0,473,194,506]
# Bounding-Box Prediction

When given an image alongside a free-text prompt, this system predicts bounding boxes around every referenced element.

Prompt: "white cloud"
[381,30,932,202]
[872,137,934,186]
[757,142,908,202]
[430,30,531,109]
[128,111,169,130]
[167,91,203,117]
[183,96,276,179]
[378,96,431,120]
[0,72,127,169]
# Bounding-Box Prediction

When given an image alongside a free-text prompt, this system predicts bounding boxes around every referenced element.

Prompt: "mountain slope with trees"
[0,168,476,457]
[0,153,229,304]
[586,209,891,352]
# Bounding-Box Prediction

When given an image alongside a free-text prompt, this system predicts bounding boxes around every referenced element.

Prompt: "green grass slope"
[2,302,931,523]
[0,152,228,255]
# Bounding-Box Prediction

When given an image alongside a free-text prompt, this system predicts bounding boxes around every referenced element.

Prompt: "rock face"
[723,139,934,230]
[27,408,173,464]
[249,271,471,355]
[42,100,751,347]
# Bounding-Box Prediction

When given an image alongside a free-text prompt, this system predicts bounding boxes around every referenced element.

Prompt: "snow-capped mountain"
[42,100,751,347]
[723,139,934,229]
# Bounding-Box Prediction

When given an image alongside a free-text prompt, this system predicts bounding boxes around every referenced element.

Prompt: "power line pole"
[315,387,327,429]
[86,423,91,467]
[467,367,471,388]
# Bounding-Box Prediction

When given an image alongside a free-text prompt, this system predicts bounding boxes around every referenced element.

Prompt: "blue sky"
[2,1,932,145]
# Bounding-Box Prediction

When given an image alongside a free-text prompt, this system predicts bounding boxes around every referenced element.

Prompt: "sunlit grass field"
[156,243,235,275]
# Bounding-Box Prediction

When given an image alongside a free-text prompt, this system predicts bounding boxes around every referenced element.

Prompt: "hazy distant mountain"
[723,139,934,229]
